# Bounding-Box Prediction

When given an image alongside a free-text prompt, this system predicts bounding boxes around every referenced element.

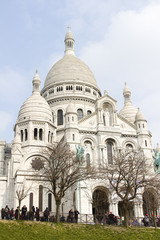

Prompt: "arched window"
[29,193,33,211]
[77,109,83,121]
[48,131,50,142]
[21,130,23,142]
[39,129,43,141]
[39,185,43,211]
[126,143,133,152]
[51,133,53,143]
[87,110,92,115]
[57,109,63,126]
[145,140,147,147]
[86,153,90,166]
[25,129,28,141]
[34,128,38,140]
[48,193,52,212]
[107,141,114,164]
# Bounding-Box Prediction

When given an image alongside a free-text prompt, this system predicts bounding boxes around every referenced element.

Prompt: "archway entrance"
[118,201,134,219]
[92,188,109,215]
[143,189,158,217]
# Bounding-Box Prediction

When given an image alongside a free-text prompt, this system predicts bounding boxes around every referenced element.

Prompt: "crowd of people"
[1,205,40,221]
[1,206,160,226]
[142,214,160,227]
[95,212,119,225]
[0,205,80,223]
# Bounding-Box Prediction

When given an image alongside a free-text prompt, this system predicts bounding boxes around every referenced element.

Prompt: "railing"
[0,210,160,227]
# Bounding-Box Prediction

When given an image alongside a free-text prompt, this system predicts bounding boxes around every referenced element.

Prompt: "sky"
[0,0,160,147]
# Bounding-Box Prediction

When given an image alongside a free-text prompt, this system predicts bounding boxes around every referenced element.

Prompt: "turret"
[135,108,151,150]
[64,104,79,144]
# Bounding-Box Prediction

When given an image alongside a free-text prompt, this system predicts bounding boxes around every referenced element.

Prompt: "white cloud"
[78,1,160,145]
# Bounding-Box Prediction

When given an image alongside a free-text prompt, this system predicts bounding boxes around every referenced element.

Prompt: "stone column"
[109,202,118,216]
[44,123,48,143]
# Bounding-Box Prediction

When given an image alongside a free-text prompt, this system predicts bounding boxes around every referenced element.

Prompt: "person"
[15,207,19,220]
[108,212,115,225]
[22,205,27,220]
[96,213,103,224]
[105,211,109,225]
[74,209,79,223]
[10,208,14,220]
[69,209,74,223]
[35,207,40,221]
[30,206,35,220]
[44,207,50,221]
[4,205,10,219]
[60,215,65,222]
[1,208,5,219]
[143,214,149,227]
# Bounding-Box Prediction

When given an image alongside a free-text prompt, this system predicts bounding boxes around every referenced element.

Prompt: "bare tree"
[37,141,96,223]
[16,180,32,220]
[102,149,158,227]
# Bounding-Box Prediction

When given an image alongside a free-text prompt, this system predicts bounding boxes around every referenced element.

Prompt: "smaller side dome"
[17,71,53,123]
[135,108,146,122]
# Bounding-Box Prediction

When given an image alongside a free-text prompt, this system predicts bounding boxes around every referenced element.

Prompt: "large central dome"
[42,29,100,95]
[44,54,98,89]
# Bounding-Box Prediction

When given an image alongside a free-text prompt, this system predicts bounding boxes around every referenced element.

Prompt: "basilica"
[0,29,155,219]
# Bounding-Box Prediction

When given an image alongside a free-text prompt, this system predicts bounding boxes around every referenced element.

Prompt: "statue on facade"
[76,145,84,161]
[154,150,160,174]
[103,108,110,126]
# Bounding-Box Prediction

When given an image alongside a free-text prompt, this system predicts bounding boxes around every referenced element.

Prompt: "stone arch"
[81,135,96,147]
[92,186,110,215]
[99,99,117,112]
[143,188,159,217]
[102,136,119,148]
[122,139,137,150]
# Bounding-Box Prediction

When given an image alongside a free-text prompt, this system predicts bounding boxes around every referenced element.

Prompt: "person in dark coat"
[15,207,19,220]
[29,206,35,220]
[35,207,40,221]
[44,207,50,221]
[22,205,27,220]
[108,212,115,225]
[74,209,79,223]
[1,208,5,219]
[69,209,74,223]
[10,208,14,220]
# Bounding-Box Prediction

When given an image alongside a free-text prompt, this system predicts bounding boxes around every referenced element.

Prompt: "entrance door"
[92,189,109,215]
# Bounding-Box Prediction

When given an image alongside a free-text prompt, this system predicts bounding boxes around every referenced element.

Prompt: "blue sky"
[0,0,160,147]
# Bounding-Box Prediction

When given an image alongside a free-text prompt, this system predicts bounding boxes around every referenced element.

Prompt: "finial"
[67,26,71,31]
[32,70,41,94]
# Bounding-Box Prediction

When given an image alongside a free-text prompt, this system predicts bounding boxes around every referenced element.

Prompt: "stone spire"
[64,27,75,56]
[32,70,41,95]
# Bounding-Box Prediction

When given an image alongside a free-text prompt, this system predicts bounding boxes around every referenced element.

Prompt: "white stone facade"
[0,29,154,219]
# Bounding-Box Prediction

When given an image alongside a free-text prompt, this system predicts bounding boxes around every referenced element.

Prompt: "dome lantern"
[64,27,75,56]
[32,70,41,95]
[119,83,137,124]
